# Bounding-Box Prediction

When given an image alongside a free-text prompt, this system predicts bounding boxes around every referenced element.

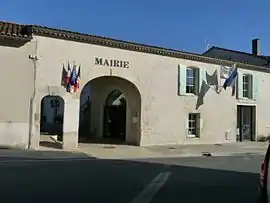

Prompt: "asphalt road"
[0,154,264,203]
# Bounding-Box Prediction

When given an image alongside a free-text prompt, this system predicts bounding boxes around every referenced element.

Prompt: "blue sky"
[2,0,269,55]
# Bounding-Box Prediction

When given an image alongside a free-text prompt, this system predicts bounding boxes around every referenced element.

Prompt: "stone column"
[62,97,79,150]
[29,98,40,149]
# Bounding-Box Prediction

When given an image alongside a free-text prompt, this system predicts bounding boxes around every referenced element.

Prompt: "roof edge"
[29,25,270,72]
[204,46,270,59]
[31,26,237,66]
[0,35,31,41]
[0,21,32,40]
[202,46,217,55]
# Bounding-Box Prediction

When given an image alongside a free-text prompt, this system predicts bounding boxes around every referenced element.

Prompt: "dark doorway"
[79,81,92,143]
[40,95,64,148]
[237,105,256,142]
[40,96,64,135]
[103,90,126,141]
[79,97,91,142]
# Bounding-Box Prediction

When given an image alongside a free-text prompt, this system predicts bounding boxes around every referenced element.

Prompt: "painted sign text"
[95,57,130,68]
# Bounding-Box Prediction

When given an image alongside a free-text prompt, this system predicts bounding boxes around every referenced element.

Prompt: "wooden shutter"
[198,67,206,94]
[252,74,258,100]
[237,71,243,99]
[178,64,187,95]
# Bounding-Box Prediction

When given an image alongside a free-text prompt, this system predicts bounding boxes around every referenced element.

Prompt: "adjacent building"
[204,39,270,142]
[0,21,269,150]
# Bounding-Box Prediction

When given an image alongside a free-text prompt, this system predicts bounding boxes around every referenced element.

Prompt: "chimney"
[252,38,260,55]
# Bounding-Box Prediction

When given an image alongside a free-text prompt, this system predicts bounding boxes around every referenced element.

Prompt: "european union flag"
[223,63,237,90]
[70,67,77,86]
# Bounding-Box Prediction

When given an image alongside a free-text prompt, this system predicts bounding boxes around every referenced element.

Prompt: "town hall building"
[0,21,270,150]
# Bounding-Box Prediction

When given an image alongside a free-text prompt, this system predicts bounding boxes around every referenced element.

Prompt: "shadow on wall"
[61,64,68,87]
[257,135,270,142]
[0,154,261,203]
[196,69,219,110]
[0,38,30,48]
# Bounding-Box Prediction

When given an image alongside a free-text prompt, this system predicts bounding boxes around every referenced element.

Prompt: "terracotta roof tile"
[0,21,32,39]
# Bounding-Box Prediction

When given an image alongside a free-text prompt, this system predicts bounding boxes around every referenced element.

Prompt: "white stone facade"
[0,23,269,149]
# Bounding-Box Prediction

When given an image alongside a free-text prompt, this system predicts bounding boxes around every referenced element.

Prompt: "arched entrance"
[103,90,126,140]
[39,95,64,148]
[79,76,141,145]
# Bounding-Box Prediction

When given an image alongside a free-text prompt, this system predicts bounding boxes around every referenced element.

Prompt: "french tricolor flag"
[74,65,81,93]
[66,62,71,92]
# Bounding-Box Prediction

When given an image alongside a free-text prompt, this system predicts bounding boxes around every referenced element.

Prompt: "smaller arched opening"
[39,95,65,148]
[103,90,127,141]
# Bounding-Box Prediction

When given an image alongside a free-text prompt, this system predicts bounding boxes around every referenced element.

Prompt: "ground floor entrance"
[78,76,141,145]
[237,105,256,142]
[35,75,141,150]
[39,95,65,148]
[103,90,126,140]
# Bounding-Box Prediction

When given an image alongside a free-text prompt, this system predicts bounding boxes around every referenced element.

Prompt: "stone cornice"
[31,26,232,65]
[29,25,270,73]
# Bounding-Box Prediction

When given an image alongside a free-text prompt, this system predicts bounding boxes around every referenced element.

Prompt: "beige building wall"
[237,68,270,141]
[1,34,269,149]
[31,35,241,147]
[0,39,35,148]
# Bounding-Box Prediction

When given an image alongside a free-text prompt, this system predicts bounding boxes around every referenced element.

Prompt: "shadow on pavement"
[0,148,92,160]
[150,163,259,203]
[0,153,261,203]
[39,141,62,149]
[78,137,133,146]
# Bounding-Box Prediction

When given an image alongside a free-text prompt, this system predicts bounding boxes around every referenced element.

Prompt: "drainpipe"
[28,39,39,150]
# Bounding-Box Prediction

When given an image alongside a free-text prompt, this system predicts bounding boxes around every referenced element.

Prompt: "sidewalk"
[0,142,268,160]
[0,147,89,160]
[74,142,269,159]
[144,142,269,158]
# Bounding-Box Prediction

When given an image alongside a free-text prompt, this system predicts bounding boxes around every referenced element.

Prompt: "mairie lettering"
[95,57,130,68]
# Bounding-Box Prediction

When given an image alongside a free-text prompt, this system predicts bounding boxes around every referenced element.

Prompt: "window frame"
[242,74,253,99]
[186,67,199,95]
[187,113,200,138]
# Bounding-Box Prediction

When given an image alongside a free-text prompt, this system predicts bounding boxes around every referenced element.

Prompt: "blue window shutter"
[252,75,258,100]
[237,71,243,99]
[199,68,206,93]
[178,64,187,95]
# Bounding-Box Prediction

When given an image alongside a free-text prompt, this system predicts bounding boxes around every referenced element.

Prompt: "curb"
[0,157,94,163]
[158,151,266,158]
[0,150,265,161]
[0,154,92,160]
[100,151,266,160]
[0,156,91,159]
[0,158,94,163]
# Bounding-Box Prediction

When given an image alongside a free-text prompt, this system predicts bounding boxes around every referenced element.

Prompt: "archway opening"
[78,76,141,145]
[103,90,126,140]
[39,95,64,149]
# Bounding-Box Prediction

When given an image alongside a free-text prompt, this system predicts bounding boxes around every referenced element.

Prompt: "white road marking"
[131,172,171,203]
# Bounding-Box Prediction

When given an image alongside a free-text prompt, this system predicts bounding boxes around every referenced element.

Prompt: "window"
[242,74,252,99]
[188,113,200,138]
[186,67,199,94]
